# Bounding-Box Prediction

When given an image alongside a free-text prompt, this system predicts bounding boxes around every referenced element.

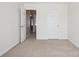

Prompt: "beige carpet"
[2,36,79,57]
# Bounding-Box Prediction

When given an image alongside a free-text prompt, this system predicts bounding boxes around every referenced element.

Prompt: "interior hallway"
[2,38,79,57]
[27,32,36,40]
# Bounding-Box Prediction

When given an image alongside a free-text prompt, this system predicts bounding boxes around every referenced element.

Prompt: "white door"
[20,6,26,43]
[48,12,59,39]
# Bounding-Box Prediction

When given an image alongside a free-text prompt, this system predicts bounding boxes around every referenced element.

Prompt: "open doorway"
[26,10,36,40]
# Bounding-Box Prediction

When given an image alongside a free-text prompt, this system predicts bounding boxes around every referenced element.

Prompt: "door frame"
[20,7,37,43]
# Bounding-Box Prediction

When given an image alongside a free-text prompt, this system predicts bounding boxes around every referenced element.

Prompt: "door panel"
[20,6,26,43]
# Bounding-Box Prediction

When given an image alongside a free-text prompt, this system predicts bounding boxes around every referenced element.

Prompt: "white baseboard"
[0,41,19,56]
[36,39,48,40]
[48,38,67,40]
[36,38,67,40]
[69,39,79,48]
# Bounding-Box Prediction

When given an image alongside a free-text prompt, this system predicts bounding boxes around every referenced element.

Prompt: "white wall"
[0,2,21,56]
[24,2,68,39]
[0,2,68,56]
[68,3,79,48]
